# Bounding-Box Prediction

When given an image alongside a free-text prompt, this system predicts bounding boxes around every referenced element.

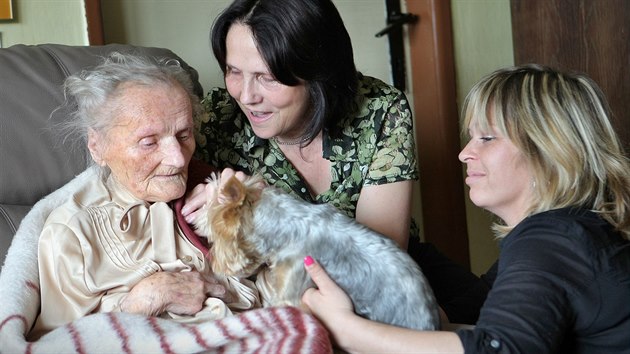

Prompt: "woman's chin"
[147,180,187,202]
[468,191,488,210]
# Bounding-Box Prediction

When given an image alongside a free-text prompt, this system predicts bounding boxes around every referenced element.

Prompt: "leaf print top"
[194,75,418,224]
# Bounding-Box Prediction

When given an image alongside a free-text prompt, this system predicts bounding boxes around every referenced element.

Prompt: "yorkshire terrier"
[192,173,440,331]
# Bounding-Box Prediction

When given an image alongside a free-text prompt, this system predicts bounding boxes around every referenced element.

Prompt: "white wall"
[0,0,88,47]
[102,0,391,94]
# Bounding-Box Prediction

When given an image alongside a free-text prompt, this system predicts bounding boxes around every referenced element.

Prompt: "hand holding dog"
[302,256,356,340]
[302,256,464,354]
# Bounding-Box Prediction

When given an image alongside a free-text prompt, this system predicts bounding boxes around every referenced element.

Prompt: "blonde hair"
[462,64,630,239]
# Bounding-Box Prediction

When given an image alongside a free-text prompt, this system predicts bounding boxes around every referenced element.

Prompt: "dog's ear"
[218,176,247,206]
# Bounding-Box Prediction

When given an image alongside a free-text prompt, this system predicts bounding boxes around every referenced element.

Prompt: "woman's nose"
[239,78,261,105]
[458,141,474,163]
[162,140,187,167]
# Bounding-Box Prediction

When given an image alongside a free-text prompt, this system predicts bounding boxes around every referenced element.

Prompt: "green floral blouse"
[194,75,418,223]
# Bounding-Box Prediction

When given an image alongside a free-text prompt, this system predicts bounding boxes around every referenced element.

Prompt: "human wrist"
[119,295,137,313]
[329,311,364,351]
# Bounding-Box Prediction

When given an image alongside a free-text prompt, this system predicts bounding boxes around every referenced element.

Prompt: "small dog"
[193,173,440,331]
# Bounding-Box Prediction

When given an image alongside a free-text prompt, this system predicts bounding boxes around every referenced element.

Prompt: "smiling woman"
[458,121,533,227]
[299,64,630,354]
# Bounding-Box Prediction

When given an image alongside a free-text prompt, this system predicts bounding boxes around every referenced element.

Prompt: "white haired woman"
[28,53,260,340]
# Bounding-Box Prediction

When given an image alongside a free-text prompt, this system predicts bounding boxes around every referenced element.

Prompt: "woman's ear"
[87,129,107,166]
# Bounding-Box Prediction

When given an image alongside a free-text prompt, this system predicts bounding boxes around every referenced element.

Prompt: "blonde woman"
[302,64,630,353]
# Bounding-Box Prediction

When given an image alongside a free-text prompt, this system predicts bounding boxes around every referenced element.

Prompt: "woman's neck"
[276,132,331,197]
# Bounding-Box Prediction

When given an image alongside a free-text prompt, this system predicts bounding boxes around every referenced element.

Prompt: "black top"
[457,207,630,353]
[408,241,490,325]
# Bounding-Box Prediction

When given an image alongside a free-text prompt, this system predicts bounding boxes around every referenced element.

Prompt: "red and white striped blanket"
[0,168,332,353]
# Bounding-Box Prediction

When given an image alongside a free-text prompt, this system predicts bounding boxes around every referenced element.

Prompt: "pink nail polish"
[304,256,314,266]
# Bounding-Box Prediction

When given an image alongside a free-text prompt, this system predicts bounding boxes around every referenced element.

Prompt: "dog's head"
[193,173,265,277]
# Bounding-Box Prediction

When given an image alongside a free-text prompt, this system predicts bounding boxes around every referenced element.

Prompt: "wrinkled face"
[88,82,195,202]
[458,119,533,226]
[224,23,310,140]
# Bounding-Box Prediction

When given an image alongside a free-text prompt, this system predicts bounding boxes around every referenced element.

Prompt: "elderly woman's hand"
[120,271,230,316]
[181,168,250,224]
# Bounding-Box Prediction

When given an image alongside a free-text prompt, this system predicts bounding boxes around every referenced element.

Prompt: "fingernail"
[181,206,190,215]
[304,256,314,266]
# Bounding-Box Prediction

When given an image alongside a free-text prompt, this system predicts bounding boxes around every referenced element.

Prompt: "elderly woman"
[28,53,260,340]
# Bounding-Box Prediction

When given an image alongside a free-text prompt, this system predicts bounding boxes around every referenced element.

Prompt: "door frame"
[84,0,104,45]
[406,0,470,268]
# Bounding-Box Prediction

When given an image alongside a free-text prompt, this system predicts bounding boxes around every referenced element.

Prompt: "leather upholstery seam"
[41,45,71,77]
[0,205,18,233]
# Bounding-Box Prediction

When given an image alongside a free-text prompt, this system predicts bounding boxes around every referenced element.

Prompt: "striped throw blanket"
[0,168,332,354]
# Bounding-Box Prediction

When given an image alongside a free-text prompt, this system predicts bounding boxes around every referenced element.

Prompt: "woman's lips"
[247,110,273,124]
[153,170,185,180]
[465,171,484,184]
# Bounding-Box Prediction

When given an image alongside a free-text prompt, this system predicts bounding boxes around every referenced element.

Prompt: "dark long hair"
[211,0,359,145]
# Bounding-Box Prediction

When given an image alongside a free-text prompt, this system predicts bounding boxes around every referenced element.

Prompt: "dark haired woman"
[183,0,489,325]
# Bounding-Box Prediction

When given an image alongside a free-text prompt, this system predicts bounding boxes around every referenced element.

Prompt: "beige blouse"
[29,175,260,339]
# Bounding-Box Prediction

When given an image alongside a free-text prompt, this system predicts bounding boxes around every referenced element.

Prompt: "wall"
[0,0,88,47]
[451,0,514,274]
[101,0,390,96]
